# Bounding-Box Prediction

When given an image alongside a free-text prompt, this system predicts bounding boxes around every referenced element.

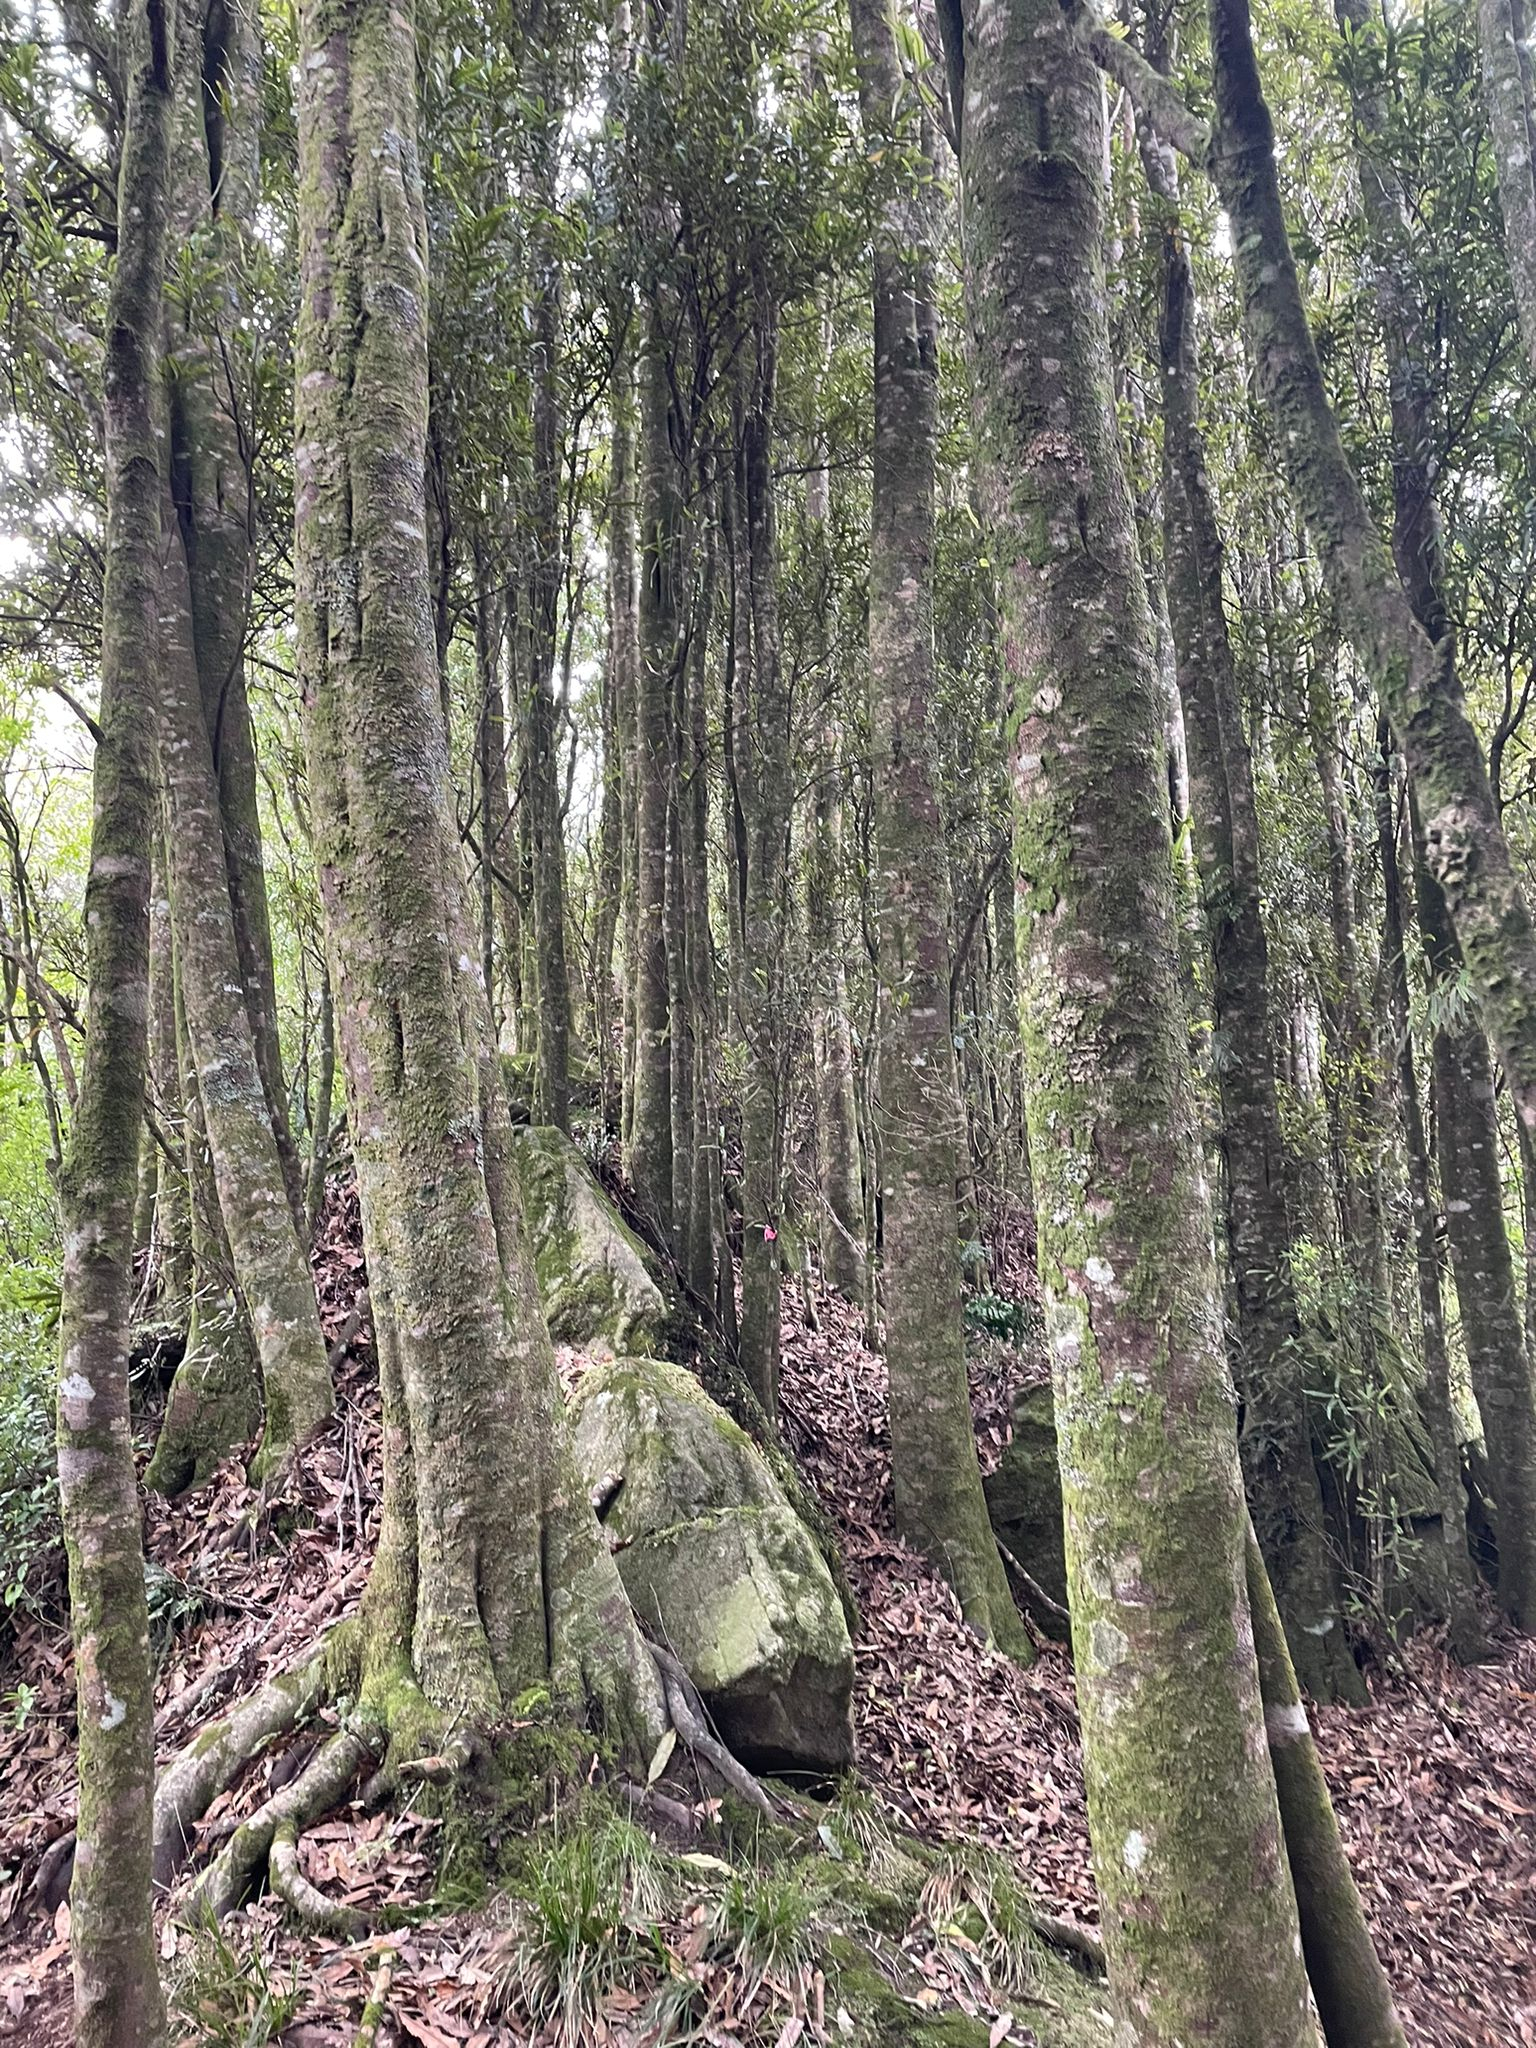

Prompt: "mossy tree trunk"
[294,0,663,1747]
[56,0,173,2038]
[1144,104,1359,1702]
[852,0,1029,1662]
[940,1,1316,2039]
[148,0,332,1490]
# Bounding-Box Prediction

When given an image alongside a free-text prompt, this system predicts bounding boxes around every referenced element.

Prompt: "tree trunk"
[1244,1525,1408,2048]
[1476,0,1536,371]
[852,0,1029,1661]
[733,300,792,1420]
[940,2,1316,2039]
[57,1,173,2038]
[810,780,867,1301]
[1145,102,1359,1702]
[1417,849,1536,1624]
[524,34,573,1131]
[149,0,332,1486]
[294,0,662,1744]
[628,300,679,1234]
[1205,0,1536,1173]
[1374,740,1483,1656]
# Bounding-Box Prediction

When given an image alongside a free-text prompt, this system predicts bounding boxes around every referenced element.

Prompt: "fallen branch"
[269,1818,366,1937]
[647,1641,775,1820]
[996,1540,1072,1627]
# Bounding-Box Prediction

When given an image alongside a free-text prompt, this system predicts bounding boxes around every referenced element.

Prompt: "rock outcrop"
[511,1125,671,1354]
[570,1354,856,1774]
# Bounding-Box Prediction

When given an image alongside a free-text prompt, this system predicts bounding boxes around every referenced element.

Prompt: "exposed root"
[268,1818,366,1937]
[1028,1907,1106,1974]
[351,1948,397,2048]
[153,1650,328,1886]
[396,1727,485,1784]
[647,1641,775,1819]
[187,1720,382,1921]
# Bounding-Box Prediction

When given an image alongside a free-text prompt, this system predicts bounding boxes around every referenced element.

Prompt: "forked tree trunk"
[940,1,1316,2038]
[148,0,332,1489]
[852,0,1029,1662]
[1145,105,1359,1702]
[57,0,173,2039]
[294,0,662,1744]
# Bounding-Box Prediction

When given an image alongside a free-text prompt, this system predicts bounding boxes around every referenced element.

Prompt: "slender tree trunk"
[734,298,792,1419]
[1145,105,1359,1701]
[1204,0,1536,1171]
[629,302,679,1233]
[306,961,335,1240]
[524,28,573,1131]
[1476,0,1536,371]
[1417,848,1536,1624]
[1375,740,1483,1656]
[940,2,1316,2038]
[1244,1525,1408,2048]
[294,0,661,1742]
[810,780,867,1301]
[852,0,1028,1660]
[148,0,332,1486]
[57,2,173,2037]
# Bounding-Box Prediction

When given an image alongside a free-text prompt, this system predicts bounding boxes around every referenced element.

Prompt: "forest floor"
[0,1183,1533,2045]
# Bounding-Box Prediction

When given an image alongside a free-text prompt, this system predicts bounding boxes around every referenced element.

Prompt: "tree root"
[351,1948,397,2048]
[995,1539,1071,1628]
[268,1819,366,1937]
[647,1641,775,1819]
[187,1721,381,1921]
[154,1651,328,1886]
[1027,1908,1106,1974]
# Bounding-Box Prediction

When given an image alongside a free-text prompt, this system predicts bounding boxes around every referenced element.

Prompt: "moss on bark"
[940,0,1316,2038]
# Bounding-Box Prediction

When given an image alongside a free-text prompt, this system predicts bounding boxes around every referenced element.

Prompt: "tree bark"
[57,0,173,2037]
[294,0,662,1745]
[148,0,332,1486]
[1144,102,1359,1702]
[852,0,1029,1662]
[940,2,1316,2038]
[732,297,792,1420]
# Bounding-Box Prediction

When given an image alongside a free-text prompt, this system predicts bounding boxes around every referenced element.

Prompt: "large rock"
[511,1126,671,1354]
[570,1355,856,1775]
[983,1383,1070,1639]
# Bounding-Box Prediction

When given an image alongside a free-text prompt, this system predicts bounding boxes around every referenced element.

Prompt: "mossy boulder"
[570,1356,856,1774]
[983,1383,1070,1639]
[511,1126,671,1353]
